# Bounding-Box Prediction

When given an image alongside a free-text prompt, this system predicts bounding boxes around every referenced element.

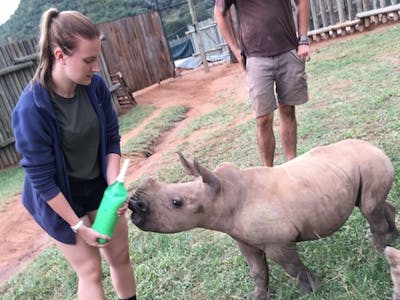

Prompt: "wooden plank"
[318,0,329,27]
[356,0,363,12]
[346,0,353,19]
[356,4,400,18]
[362,0,370,10]
[308,19,361,35]
[13,53,38,64]
[336,0,346,23]
[310,0,320,30]
[326,0,335,24]
[0,62,34,76]
[0,136,14,149]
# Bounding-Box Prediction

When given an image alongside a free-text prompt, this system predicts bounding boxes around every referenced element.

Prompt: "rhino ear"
[177,152,221,193]
[193,159,221,193]
[177,151,201,177]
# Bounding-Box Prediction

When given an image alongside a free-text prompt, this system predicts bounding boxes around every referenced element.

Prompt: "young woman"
[12,8,137,300]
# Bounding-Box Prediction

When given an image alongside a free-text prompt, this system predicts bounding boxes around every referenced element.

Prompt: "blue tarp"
[175,56,203,69]
[170,38,194,60]
[174,52,231,70]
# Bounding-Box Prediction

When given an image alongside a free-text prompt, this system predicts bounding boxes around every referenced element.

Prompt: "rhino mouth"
[130,211,144,227]
[128,194,149,227]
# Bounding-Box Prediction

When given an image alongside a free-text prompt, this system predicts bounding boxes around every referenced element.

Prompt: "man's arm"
[295,0,310,60]
[296,0,309,37]
[214,0,244,69]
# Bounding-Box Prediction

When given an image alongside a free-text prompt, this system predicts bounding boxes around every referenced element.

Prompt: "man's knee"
[256,112,274,129]
[278,104,296,120]
[278,103,294,113]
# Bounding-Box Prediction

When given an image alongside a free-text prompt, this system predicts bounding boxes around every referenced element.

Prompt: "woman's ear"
[54,47,66,64]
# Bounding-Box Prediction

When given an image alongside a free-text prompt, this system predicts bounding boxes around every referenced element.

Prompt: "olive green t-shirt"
[52,85,101,179]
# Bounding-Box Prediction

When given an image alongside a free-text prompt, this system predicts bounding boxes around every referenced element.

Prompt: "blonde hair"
[32,8,100,91]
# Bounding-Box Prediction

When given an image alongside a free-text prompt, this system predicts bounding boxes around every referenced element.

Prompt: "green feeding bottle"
[92,159,130,244]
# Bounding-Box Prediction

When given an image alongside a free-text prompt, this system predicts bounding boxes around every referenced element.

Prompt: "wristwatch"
[298,35,310,46]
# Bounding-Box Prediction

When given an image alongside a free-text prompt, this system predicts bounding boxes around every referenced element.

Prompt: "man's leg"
[256,112,275,167]
[275,49,308,162]
[246,56,277,167]
[278,104,297,161]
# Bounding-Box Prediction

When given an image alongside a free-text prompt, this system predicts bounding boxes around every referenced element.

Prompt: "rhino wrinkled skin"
[129,139,397,299]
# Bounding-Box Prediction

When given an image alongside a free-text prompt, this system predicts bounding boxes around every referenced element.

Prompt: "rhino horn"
[177,152,221,193]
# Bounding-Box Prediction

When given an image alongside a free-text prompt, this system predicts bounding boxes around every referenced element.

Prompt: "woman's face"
[63,37,101,86]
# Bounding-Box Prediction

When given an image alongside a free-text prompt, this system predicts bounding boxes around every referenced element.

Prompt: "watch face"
[300,36,308,42]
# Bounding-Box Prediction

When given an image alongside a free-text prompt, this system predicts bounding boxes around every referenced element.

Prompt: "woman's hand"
[117,200,129,217]
[77,224,110,247]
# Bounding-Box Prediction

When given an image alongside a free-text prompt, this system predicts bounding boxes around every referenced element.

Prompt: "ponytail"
[32,8,59,91]
[31,8,100,92]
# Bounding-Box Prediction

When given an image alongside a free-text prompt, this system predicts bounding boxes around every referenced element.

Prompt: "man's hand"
[231,47,246,71]
[297,44,310,61]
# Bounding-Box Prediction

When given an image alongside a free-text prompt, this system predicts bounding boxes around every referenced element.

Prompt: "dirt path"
[0,62,247,284]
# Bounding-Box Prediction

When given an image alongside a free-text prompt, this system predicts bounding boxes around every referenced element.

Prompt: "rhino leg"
[359,200,396,251]
[385,202,399,240]
[236,240,269,300]
[266,243,322,295]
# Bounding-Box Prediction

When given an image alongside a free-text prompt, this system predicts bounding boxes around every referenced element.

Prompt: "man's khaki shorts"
[246,49,309,117]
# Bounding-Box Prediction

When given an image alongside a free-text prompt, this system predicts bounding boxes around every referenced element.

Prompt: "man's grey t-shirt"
[225,0,298,57]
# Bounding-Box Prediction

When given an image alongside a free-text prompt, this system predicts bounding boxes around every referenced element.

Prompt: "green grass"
[1,24,400,299]
[118,104,156,134]
[179,98,250,139]
[122,105,189,156]
[0,166,24,209]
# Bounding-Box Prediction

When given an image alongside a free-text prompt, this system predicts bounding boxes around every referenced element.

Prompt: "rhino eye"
[172,197,183,208]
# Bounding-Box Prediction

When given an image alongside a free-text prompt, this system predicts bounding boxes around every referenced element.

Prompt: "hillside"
[0,0,214,45]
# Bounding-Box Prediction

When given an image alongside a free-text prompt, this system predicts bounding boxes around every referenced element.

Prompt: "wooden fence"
[97,11,175,93]
[306,1,400,41]
[186,18,229,58]
[0,38,37,170]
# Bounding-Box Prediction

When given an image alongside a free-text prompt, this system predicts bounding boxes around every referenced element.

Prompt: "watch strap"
[71,220,84,233]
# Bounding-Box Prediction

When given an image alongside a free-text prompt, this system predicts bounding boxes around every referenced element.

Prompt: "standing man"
[215,0,310,166]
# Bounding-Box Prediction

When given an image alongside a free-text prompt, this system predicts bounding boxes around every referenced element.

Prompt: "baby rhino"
[129,139,397,299]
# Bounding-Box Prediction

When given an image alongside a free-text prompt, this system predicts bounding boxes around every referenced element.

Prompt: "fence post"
[318,0,328,27]
[326,0,335,24]
[310,0,320,29]
[346,0,353,19]
[187,0,209,73]
[362,0,369,10]
[356,0,363,12]
[336,0,346,22]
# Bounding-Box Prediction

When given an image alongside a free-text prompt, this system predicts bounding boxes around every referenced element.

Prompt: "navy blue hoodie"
[12,74,121,244]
